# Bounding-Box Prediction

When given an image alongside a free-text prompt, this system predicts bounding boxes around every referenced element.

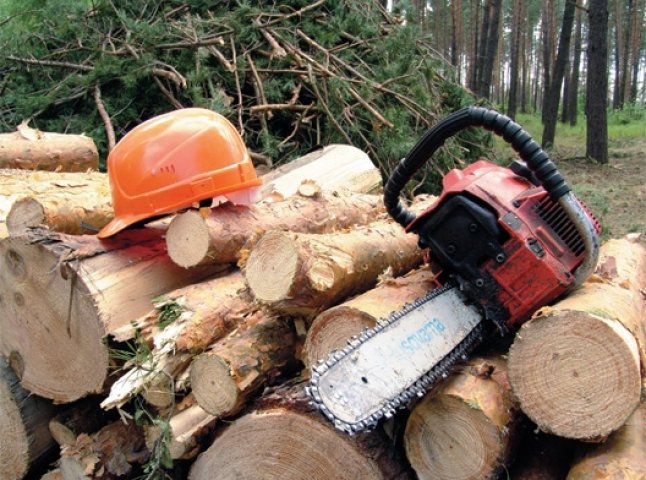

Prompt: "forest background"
[1,0,645,240]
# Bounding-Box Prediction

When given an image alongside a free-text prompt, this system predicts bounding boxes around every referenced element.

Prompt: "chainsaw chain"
[306,285,484,434]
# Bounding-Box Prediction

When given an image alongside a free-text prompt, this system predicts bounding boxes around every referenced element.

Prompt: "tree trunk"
[0,227,225,402]
[478,0,502,99]
[165,190,385,268]
[0,126,98,172]
[541,0,555,123]
[404,356,520,480]
[303,266,438,368]
[0,363,58,480]
[190,311,299,418]
[507,0,522,119]
[508,237,645,440]
[189,380,414,480]
[586,0,609,163]
[566,4,584,126]
[566,403,646,479]
[0,169,112,237]
[58,420,148,479]
[542,0,576,149]
[243,197,435,317]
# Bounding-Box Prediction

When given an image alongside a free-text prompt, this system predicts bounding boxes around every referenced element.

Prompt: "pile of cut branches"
[1,0,488,192]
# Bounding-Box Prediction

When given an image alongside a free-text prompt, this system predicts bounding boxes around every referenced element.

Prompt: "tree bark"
[0,363,58,480]
[477,0,502,99]
[243,197,435,317]
[165,190,385,268]
[190,311,299,418]
[585,0,609,163]
[0,227,226,402]
[404,356,520,480]
[508,237,645,440]
[566,403,646,479]
[542,0,576,149]
[189,380,414,480]
[0,127,98,172]
[566,4,583,126]
[303,266,438,368]
[0,169,112,237]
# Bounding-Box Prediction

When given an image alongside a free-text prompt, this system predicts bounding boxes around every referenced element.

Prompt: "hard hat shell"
[98,108,262,238]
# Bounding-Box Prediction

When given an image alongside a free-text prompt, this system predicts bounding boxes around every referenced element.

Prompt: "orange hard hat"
[98,108,262,238]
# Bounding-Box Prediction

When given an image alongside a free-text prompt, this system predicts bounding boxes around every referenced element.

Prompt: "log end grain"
[508,311,642,440]
[190,355,238,417]
[166,210,212,268]
[303,306,377,368]
[6,197,45,235]
[189,409,387,480]
[404,394,504,480]
[245,231,299,303]
[0,373,30,480]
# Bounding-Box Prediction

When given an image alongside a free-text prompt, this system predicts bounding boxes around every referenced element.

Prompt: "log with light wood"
[0,169,110,238]
[566,402,646,479]
[243,196,435,318]
[190,311,299,418]
[189,380,414,480]
[0,363,58,480]
[508,237,646,440]
[0,227,227,403]
[0,123,99,172]
[404,356,521,480]
[303,265,439,368]
[165,188,385,268]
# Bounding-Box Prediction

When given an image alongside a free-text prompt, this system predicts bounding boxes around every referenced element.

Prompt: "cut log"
[145,402,217,460]
[404,356,520,480]
[102,271,253,410]
[58,420,148,479]
[190,311,299,418]
[189,380,414,480]
[0,363,58,480]
[165,189,385,268]
[0,169,110,238]
[244,197,436,317]
[259,144,382,198]
[303,265,439,368]
[0,228,227,403]
[508,237,646,440]
[566,403,646,479]
[0,125,98,172]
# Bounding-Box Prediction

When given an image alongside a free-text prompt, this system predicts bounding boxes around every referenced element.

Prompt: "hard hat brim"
[97,214,146,239]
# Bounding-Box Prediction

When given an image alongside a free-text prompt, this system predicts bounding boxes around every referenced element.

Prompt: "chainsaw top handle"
[384,106,599,288]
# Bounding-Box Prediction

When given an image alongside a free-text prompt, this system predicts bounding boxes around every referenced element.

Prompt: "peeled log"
[0,228,226,403]
[508,237,646,440]
[566,403,646,479]
[404,356,520,480]
[189,381,414,480]
[165,190,385,268]
[303,266,438,368]
[0,363,57,480]
[0,127,98,172]
[190,311,298,418]
[244,197,436,317]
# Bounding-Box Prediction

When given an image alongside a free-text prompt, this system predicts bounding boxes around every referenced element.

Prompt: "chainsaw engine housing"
[408,160,600,332]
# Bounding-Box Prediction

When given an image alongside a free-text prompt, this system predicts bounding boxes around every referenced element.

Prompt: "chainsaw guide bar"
[306,285,484,434]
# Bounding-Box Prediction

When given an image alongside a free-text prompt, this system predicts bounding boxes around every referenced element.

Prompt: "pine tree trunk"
[0,128,98,172]
[1,169,112,237]
[566,5,583,126]
[586,0,609,163]
[0,227,225,402]
[404,356,520,480]
[566,403,646,479]
[303,266,438,368]
[189,380,414,480]
[243,197,435,317]
[0,363,58,480]
[165,190,384,268]
[508,237,645,440]
[190,312,299,418]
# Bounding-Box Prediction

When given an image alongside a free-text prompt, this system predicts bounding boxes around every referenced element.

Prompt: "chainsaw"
[306,106,601,434]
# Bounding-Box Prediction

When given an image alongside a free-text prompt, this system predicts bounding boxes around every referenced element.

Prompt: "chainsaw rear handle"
[384,106,599,287]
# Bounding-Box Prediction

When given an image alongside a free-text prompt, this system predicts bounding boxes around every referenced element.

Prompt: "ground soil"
[553,138,646,245]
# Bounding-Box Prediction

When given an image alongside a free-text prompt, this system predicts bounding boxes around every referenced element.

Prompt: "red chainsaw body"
[408,160,600,329]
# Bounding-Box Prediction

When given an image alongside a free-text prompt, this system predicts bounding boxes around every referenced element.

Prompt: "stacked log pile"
[0,139,645,480]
